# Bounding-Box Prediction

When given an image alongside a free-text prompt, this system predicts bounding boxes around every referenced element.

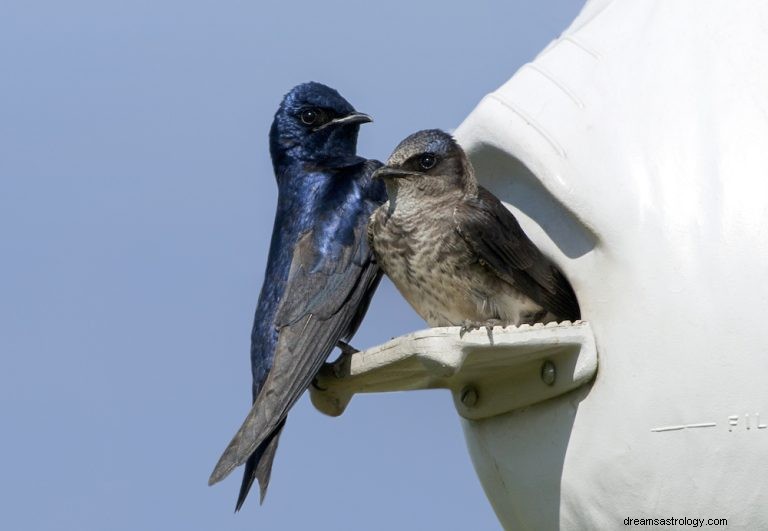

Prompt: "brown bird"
[368,129,579,334]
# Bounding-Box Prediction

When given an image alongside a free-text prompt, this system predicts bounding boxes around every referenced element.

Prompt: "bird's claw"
[313,341,359,389]
[336,340,359,357]
[459,319,509,344]
[459,321,481,338]
[326,340,359,378]
[311,376,327,391]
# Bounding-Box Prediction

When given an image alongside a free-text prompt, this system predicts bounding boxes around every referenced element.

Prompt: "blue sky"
[0,1,584,529]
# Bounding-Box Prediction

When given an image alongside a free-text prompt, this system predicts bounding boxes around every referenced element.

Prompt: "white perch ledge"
[310,321,597,421]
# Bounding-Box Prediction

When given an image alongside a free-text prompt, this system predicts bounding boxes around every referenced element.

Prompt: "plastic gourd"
[453,0,768,528]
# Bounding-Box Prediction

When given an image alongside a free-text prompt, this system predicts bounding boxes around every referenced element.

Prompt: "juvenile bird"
[209,82,386,508]
[368,129,579,332]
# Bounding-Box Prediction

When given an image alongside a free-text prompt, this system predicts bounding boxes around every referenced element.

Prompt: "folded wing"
[209,220,381,485]
[455,187,580,320]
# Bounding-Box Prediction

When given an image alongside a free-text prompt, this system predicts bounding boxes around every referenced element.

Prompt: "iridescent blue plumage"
[209,82,385,509]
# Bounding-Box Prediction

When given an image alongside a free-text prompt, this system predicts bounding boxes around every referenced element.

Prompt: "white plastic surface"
[310,321,596,421]
[454,1,768,528]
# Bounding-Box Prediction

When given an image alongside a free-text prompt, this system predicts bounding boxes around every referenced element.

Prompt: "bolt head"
[541,360,556,386]
[460,385,479,407]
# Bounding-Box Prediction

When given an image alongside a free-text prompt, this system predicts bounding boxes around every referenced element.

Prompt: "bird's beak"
[319,112,373,130]
[373,166,413,180]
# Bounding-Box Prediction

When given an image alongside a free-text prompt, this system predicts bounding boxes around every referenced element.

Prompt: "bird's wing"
[455,187,580,320]
[209,220,381,485]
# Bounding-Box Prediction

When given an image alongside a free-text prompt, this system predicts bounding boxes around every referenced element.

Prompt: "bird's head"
[373,129,478,202]
[270,82,372,166]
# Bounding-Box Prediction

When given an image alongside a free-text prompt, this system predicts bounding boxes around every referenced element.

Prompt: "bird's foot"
[311,376,327,391]
[311,342,359,390]
[336,340,359,357]
[327,341,359,379]
[459,319,509,344]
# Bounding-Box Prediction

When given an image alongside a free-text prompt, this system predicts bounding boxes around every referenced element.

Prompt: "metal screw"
[541,360,556,386]
[460,385,479,407]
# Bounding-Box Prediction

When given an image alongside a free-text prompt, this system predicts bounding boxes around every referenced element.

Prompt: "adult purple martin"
[368,129,579,331]
[209,82,385,509]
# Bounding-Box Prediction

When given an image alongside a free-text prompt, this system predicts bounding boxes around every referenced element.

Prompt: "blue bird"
[209,82,386,509]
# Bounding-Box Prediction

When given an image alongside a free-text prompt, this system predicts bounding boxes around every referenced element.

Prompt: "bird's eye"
[300,109,318,125]
[419,153,437,171]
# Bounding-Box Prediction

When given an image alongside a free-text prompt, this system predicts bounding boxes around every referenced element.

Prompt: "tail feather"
[234,420,285,511]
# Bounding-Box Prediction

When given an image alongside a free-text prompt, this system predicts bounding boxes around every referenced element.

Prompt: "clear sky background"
[1,1,585,529]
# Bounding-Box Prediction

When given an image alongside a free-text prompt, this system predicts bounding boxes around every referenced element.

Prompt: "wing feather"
[209,221,381,485]
[455,187,580,320]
